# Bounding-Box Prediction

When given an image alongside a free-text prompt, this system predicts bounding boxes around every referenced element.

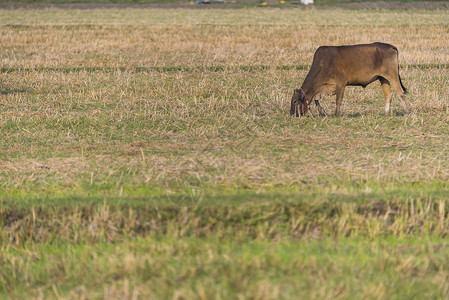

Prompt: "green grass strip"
[2,193,449,245]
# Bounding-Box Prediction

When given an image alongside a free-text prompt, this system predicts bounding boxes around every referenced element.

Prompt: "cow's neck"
[299,81,316,104]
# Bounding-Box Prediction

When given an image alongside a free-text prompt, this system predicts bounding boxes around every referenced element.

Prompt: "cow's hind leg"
[389,76,410,114]
[335,85,346,117]
[380,77,393,116]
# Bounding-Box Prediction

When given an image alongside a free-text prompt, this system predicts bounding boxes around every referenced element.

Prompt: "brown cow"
[290,42,409,117]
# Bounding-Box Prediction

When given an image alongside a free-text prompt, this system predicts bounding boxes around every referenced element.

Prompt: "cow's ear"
[299,91,306,103]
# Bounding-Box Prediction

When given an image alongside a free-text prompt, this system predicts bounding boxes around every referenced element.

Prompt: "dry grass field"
[1,5,449,299]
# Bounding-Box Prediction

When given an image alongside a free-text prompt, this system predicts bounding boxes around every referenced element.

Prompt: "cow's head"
[290,89,308,117]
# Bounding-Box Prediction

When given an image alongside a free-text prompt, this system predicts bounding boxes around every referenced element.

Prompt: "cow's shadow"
[0,87,30,95]
[345,112,363,118]
[391,111,408,117]
[318,112,365,118]
[342,111,409,118]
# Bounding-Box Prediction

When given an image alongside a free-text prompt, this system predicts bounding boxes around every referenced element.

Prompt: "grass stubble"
[1,6,449,299]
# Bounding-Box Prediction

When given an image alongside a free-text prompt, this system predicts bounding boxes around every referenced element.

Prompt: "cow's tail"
[393,45,408,94]
[398,73,408,95]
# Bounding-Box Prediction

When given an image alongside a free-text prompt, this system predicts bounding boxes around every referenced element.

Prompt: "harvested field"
[1,5,449,299]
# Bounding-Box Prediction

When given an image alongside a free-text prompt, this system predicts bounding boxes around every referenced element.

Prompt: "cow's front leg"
[315,100,327,117]
[335,85,346,117]
[306,103,317,118]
